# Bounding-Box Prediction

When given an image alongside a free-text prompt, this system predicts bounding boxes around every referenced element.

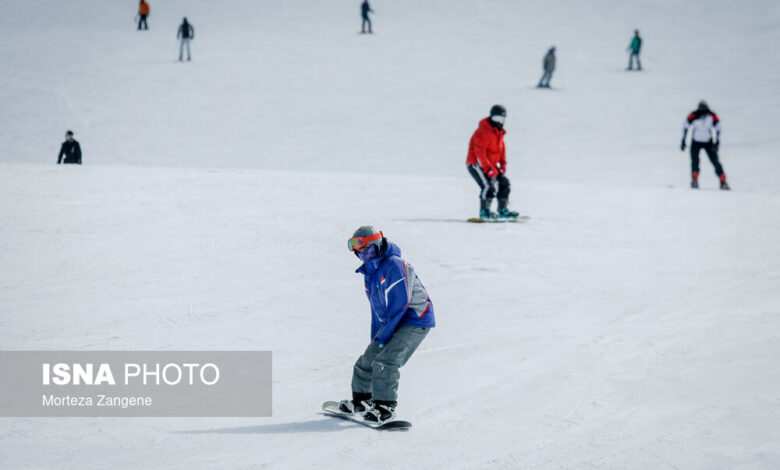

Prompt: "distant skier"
[338,226,435,423]
[361,0,373,34]
[137,0,150,30]
[681,101,729,190]
[177,17,195,61]
[57,130,82,165]
[537,46,556,88]
[627,30,642,71]
[466,105,519,219]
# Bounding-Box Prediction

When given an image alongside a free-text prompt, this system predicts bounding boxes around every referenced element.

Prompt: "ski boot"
[363,401,396,423]
[691,172,699,189]
[719,175,730,190]
[339,392,371,414]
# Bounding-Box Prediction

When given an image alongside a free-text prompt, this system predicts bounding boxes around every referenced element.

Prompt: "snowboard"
[467,215,530,223]
[321,401,412,431]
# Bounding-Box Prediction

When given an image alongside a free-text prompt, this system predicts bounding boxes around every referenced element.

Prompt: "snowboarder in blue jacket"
[339,226,435,423]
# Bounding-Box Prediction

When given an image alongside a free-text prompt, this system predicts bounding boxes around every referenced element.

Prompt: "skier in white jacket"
[681,101,729,190]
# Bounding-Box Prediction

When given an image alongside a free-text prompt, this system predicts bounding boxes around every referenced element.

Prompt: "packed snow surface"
[1,0,779,469]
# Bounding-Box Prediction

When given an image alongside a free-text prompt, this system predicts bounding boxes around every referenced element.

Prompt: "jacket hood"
[384,240,402,258]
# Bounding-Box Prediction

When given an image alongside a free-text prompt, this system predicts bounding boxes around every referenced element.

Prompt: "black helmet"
[65,130,74,137]
[489,105,506,118]
[698,100,709,111]
[489,105,507,128]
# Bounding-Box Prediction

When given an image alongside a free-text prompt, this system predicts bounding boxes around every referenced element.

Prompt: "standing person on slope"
[361,0,373,34]
[339,226,435,424]
[57,130,82,165]
[177,18,194,61]
[537,46,556,88]
[466,105,519,219]
[137,1,150,30]
[681,100,730,190]
[627,30,642,70]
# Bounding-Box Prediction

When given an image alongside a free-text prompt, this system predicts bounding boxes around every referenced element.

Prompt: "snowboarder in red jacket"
[466,105,519,219]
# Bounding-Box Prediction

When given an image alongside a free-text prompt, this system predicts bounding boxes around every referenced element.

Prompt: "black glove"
[713,141,720,152]
[680,140,686,151]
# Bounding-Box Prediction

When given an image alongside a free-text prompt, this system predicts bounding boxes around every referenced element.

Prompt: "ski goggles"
[347,232,383,252]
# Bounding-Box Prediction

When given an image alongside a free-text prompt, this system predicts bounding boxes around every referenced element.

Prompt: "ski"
[321,401,411,431]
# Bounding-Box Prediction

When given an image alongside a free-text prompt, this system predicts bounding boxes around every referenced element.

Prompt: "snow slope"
[1,0,779,469]
[3,0,779,185]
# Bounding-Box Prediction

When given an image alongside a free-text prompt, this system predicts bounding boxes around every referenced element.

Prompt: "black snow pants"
[467,164,510,201]
[690,140,724,176]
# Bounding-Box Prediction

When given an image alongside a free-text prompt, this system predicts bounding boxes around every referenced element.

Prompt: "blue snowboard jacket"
[356,241,435,346]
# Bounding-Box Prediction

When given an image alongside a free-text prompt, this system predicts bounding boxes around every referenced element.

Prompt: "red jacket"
[466,118,506,176]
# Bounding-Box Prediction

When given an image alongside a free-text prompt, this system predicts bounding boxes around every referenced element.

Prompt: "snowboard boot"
[691,172,699,189]
[497,199,519,218]
[480,198,496,219]
[363,400,396,423]
[480,208,497,219]
[719,174,730,190]
[339,392,371,414]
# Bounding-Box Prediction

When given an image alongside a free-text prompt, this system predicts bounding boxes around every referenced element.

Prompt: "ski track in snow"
[2,0,780,469]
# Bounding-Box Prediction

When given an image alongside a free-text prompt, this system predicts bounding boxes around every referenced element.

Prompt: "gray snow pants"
[538,70,553,87]
[179,38,191,60]
[351,326,429,405]
[628,51,641,70]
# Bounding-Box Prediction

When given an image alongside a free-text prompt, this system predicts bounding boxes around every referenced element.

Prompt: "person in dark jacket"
[627,30,642,71]
[137,1,150,30]
[177,18,194,61]
[338,226,435,423]
[681,100,729,190]
[57,130,82,165]
[361,0,373,33]
[537,46,556,88]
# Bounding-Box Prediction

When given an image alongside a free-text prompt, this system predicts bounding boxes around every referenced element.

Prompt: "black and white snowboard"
[467,215,530,223]
[321,401,411,431]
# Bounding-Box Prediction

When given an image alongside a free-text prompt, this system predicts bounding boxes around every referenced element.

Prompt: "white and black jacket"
[683,109,722,143]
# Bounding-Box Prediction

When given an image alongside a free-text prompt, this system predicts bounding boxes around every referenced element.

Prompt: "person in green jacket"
[627,30,642,71]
